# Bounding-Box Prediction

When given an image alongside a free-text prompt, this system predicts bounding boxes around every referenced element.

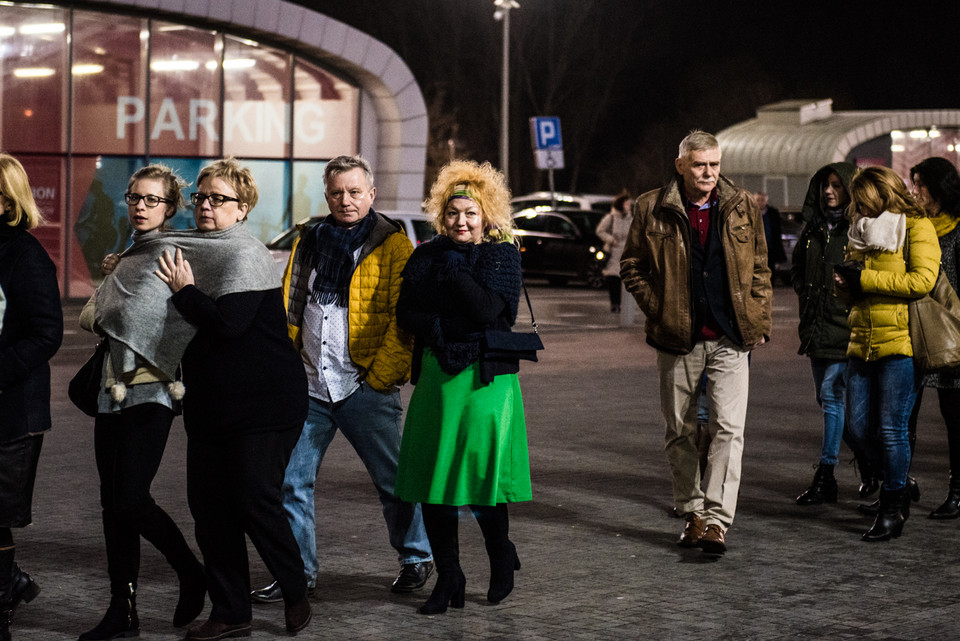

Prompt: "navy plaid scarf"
[304,211,377,307]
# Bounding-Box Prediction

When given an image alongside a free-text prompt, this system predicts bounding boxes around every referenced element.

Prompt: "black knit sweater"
[172,286,308,440]
[397,236,522,383]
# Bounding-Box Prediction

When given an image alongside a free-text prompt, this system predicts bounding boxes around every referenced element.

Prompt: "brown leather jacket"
[620,175,772,354]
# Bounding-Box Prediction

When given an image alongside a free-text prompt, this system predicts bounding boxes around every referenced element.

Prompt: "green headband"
[447,184,475,202]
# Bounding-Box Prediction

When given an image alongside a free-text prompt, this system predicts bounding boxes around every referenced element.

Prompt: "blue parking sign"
[531,116,562,150]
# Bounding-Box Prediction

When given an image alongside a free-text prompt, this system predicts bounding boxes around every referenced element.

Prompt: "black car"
[512,209,606,288]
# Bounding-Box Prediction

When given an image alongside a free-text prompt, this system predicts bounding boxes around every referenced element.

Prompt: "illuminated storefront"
[1,1,426,297]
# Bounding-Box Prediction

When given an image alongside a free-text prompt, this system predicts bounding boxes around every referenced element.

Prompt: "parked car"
[773,209,803,286]
[512,209,606,288]
[266,210,435,271]
[511,191,614,213]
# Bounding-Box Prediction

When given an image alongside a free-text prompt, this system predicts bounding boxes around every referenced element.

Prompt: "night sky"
[295,0,960,196]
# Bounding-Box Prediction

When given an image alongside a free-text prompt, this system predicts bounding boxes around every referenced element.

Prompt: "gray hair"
[324,155,374,189]
[678,130,720,158]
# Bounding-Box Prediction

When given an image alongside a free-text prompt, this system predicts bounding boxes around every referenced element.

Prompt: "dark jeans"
[94,404,197,591]
[910,386,960,476]
[605,276,622,308]
[187,425,306,624]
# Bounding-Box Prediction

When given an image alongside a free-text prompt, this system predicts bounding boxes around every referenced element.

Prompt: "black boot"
[858,499,880,516]
[172,558,205,628]
[419,505,465,616]
[474,504,521,604]
[9,563,40,615]
[796,463,838,506]
[857,459,880,499]
[77,582,139,640]
[862,488,906,542]
[930,476,960,519]
[0,546,14,641]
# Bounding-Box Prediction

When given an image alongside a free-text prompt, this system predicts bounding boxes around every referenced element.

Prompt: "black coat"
[0,225,63,442]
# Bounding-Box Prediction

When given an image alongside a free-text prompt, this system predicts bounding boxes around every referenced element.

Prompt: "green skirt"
[397,349,532,506]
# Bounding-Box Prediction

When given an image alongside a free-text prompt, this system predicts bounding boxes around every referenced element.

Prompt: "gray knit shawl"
[95,222,280,381]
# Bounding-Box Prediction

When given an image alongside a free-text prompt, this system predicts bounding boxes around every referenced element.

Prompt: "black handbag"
[68,340,107,417]
[482,282,545,363]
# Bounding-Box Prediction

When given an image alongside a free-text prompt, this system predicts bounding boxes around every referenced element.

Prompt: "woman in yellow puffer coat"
[833,166,941,543]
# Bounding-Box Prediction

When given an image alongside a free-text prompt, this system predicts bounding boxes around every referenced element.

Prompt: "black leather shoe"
[249,581,282,604]
[391,561,434,593]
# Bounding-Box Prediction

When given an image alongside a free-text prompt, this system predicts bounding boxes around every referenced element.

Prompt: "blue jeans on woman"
[845,355,919,491]
[810,358,847,466]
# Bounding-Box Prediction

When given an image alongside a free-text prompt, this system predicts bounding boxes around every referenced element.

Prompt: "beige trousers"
[657,337,750,529]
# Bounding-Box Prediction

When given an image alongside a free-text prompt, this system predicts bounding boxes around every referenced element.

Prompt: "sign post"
[529,116,564,207]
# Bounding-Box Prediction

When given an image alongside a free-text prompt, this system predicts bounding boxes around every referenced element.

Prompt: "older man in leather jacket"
[620,130,772,557]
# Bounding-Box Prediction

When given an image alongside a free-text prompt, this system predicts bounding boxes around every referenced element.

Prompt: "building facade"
[2,0,427,297]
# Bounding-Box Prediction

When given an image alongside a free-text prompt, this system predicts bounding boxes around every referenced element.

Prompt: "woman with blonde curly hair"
[834,165,940,542]
[395,160,531,614]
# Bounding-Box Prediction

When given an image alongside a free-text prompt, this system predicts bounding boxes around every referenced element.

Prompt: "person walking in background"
[76,165,206,640]
[395,160,532,614]
[0,153,63,641]
[834,166,940,542]
[620,130,772,557]
[756,191,787,274]
[908,157,960,520]
[791,162,860,506]
[156,158,312,638]
[250,155,432,605]
[595,191,632,312]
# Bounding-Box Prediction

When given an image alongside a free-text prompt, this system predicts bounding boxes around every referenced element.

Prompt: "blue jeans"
[845,356,918,491]
[810,358,847,466]
[282,384,432,585]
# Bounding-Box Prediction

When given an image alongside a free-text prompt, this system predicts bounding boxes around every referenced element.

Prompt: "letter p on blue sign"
[532,116,562,150]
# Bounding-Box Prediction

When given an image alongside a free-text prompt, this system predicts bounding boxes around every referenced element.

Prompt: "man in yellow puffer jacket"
[251,156,433,604]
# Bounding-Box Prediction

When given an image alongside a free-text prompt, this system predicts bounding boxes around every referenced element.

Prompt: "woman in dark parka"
[0,153,63,641]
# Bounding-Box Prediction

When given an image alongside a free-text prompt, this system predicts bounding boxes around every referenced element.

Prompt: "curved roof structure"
[719,100,960,175]
[77,0,428,210]
[717,99,960,209]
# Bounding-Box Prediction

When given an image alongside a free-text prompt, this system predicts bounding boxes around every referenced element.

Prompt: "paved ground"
[9,284,957,640]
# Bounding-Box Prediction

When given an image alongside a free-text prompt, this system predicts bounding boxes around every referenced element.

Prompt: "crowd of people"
[1,130,960,639]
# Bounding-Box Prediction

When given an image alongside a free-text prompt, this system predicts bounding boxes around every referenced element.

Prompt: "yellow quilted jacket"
[281,214,415,391]
[846,215,940,361]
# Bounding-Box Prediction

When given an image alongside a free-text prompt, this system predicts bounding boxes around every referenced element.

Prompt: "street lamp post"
[494,0,519,182]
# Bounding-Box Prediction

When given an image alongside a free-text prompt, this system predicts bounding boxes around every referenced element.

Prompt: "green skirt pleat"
[397,348,532,506]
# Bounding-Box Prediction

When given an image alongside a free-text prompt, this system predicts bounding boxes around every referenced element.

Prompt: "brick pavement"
[8,286,957,640]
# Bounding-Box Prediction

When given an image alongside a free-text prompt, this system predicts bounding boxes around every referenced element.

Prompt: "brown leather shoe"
[698,524,727,556]
[677,513,704,547]
[285,595,312,634]
[184,618,251,640]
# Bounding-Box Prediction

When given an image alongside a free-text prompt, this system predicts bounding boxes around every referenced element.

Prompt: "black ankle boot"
[796,463,838,506]
[418,568,466,615]
[862,488,907,542]
[0,547,14,641]
[858,498,880,516]
[9,563,40,615]
[487,541,521,604]
[78,582,139,640]
[930,477,960,519]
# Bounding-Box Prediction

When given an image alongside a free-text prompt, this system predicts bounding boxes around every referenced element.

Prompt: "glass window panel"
[69,156,144,296]
[0,5,68,153]
[291,160,329,226]
[16,156,66,294]
[223,36,291,159]
[72,11,146,155]
[149,23,221,157]
[243,159,290,243]
[293,58,358,159]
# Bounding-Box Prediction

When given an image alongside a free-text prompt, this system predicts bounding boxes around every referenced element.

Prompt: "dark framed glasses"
[124,192,171,208]
[191,192,240,207]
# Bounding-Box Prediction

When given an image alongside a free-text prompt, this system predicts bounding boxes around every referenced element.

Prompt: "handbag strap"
[521,280,539,334]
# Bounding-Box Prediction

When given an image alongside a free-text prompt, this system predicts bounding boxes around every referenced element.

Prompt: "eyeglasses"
[124,192,171,208]
[191,192,240,207]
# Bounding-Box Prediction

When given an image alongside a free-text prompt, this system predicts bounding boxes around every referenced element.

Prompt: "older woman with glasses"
[77,164,206,641]
[156,157,312,640]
